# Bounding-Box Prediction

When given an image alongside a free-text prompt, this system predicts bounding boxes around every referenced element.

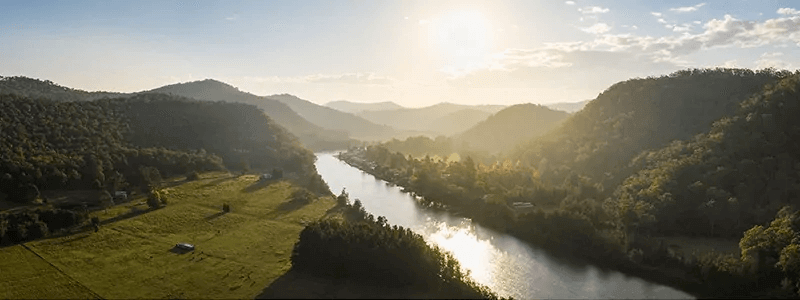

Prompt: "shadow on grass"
[204,211,228,221]
[99,206,156,226]
[265,198,313,219]
[241,180,274,193]
[52,232,92,245]
[168,246,194,255]
[256,268,429,299]
[256,269,322,299]
[200,175,236,188]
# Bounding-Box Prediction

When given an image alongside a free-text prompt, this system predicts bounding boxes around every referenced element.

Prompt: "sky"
[1,0,800,107]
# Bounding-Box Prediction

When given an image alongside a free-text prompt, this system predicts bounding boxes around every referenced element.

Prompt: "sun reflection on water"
[425,220,497,287]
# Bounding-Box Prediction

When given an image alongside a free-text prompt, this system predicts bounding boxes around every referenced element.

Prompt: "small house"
[114,191,128,201]
[259,173,272,182]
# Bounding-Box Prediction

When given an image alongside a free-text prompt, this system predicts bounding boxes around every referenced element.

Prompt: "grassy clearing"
[0,245,98,299]
[1,172,335,299]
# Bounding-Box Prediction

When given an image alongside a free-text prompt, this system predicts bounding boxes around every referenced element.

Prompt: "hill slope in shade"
[144,79,355,151]
[612,71,800,238]
[357,102,506,135]
[456,104,569,154]
[511,68,792,192]
[266,94,397,141]
[324,100,405,114]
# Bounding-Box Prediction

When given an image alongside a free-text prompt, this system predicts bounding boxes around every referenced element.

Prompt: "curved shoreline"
[334,151,709,299]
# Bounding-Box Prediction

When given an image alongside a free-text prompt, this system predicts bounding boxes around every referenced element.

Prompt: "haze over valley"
[3,1,800,299]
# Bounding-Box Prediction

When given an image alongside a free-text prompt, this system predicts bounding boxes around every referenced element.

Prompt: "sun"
[428,10,493,74]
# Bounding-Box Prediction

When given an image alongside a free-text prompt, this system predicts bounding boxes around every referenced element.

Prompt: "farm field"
[0,172,335,299]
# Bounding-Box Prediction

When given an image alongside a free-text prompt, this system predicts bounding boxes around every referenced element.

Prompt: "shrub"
[147,191,161,209]
[26,221,48,240]
[187,171,201,181]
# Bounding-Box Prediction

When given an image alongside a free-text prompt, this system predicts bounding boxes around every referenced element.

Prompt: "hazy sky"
[2,0,799,107]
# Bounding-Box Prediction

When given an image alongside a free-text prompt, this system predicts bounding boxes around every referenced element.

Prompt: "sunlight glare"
[428,221,496,285]
[428,10,493,75]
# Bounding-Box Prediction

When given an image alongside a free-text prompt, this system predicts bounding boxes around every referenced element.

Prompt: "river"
[314,153,694,299]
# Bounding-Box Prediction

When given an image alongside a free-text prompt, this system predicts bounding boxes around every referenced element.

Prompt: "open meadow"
[0,172,335,299]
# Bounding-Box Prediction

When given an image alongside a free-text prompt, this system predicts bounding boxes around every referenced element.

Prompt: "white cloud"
[756,52,793,69]
[670,3,707,13]
[777,8,800,15]
[720,60,739,68]
[565,1,576,5]
[658,18,668,24]
[225,15,238,21]
[442,11,800,98]
[672,24,693,32]
[651,12,662,17]
[582,23,612,34]
[579,6,610,14]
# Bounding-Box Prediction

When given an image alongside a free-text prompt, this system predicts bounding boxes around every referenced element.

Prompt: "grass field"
[0,172,336,299]
[0,245,99,299]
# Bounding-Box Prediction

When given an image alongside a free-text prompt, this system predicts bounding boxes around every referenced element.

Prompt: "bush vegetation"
[291,197,502,299]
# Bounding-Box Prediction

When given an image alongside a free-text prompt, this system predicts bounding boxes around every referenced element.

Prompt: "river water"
[315,153,694,299]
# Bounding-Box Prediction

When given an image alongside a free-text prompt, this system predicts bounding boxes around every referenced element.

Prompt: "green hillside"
[611,71,800,239]
[512,68,791,191]
[145,79,356,151]
[0,92,328,204]
[457,104,569,154]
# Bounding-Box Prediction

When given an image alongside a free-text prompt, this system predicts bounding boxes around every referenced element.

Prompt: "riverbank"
[334,150,713,298]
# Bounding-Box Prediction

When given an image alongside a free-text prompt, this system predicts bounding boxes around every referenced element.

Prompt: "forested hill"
[456,104,569,154]
[0,76,125,101]
[265,94,396,141]
[144,79,355,151]
[611,71,800,239]
[511,68,792,191]
[0,93,330,203]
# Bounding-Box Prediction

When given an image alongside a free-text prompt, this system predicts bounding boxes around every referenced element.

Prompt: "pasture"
[0,172,335,299]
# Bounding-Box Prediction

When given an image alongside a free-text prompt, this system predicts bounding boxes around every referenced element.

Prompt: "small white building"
[114,191,128,200]
[259,173,273,182]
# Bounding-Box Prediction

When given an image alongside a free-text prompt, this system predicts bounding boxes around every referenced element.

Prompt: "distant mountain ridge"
[324,100,404,114]
[544,100,591,113]
[266,94,396,141]
[356,102,506,136]
[143,79,356,151]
